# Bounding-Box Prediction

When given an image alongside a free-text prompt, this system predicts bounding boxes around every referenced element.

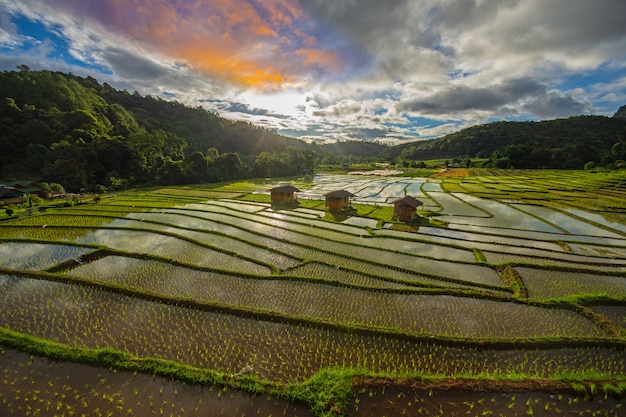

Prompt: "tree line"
[0,67,318,192]
[386,116,626,169]
[2,67,625,193]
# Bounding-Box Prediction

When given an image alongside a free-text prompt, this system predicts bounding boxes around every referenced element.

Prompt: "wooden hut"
[269,185,300,204]
[2,180,43,197]
[392,196,423,221]
[324,190,355,212]
[0,186,25,205]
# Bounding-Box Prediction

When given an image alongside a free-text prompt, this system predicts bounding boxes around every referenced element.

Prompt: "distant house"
[269,185,300,204]
[392,196,423,221]
[324,190,355,212]
[3,180,43,197]
[0,186,25,205]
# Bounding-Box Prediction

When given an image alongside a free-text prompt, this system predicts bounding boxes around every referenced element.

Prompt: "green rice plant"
[5,214,120,228]
[516,267,626,300]
[0,226,96,241]
[62,256,595,338]
[286,262,415,290]
[158,204,503,287]
[2,274,625,385]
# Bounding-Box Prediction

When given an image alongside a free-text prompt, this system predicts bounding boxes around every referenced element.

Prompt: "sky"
[0,0,625,145]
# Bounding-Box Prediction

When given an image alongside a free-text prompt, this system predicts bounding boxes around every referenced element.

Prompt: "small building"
[269,185,300,204]
[2,180,43,197]
[325,190,355,212]
[0,186,25,205]
[392,196,423,221]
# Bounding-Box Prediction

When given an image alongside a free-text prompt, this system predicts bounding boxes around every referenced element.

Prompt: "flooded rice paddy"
[1,170,625,416]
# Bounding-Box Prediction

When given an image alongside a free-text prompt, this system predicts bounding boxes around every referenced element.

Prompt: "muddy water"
[350,385,623,417]
[0,348,313,417]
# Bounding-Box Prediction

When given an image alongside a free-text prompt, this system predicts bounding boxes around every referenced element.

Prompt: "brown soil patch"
[350,376,624,417]
[430,168,470,177]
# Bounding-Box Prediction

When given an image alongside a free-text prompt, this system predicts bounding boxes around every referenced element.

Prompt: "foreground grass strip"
[1,328,624,417]
[0,327,273,396]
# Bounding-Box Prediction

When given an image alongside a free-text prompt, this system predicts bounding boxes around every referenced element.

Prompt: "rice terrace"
[1,168,626,417]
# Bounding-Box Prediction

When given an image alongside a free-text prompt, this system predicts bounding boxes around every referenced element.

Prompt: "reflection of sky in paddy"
[562,208,626,234]
[445,223,626,247]
[209,201,268,213]
[0,276,93,310]
[421,182,443,192]
[302,176,434,204]
[356,185,384,198]
[448,194,563,233]
[430,193,489,217]
[513,205,625,238]
[340,217,379,228]
[275,175,626,241]
[402,227,566,252]
[125,212,211,229]
[444,218,562,234]
[404,182,427,195]
[379,183,406,199]
[75,229,174,253]
[0,242,91,270]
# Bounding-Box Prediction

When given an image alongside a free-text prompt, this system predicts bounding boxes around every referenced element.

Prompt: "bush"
[5,208,13,216]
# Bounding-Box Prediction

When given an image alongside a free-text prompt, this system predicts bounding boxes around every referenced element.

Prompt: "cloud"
[14,0,348,90]
[396,78,548,115]
[1,0,625,144]
[523,91,589,118]
[0,9,18,46]
[101,48,169,80]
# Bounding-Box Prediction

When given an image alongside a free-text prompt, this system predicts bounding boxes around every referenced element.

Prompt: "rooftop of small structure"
[324,190,356,198]
[392,195,424,207]
[269,185,300,193]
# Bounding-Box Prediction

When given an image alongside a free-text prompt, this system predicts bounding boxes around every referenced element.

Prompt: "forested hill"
[383,115,626,169]
[2,68,625,192]
[0,68,316,191]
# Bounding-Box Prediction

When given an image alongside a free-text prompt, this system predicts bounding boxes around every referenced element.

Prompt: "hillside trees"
[390,116,626,169]
[0,68,320,191]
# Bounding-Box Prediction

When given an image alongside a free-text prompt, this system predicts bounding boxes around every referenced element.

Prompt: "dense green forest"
[1,67,625,192]
[0,67,319,191]
[384,115,626,169]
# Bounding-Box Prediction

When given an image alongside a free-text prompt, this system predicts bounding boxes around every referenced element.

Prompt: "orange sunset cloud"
[62,0,342,88]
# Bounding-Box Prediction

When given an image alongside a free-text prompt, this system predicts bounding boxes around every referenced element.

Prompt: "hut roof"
[392,196,424,208]
[324,190,355,198]
[8,180,40,189]
[269,185,300,193]
[0,186,25,198]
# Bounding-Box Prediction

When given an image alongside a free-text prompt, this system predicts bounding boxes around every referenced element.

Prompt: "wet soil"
[349,377,624,417]
[0,348,313,417]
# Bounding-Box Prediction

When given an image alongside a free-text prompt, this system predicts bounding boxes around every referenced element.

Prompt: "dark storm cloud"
[102,48,169,81]
[523,92,589,118]
[396,78,548,114]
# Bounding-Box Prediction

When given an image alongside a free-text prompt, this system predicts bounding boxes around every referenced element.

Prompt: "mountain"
[0,68,317,191]
[2,67,625,192]
[383,115,626,169]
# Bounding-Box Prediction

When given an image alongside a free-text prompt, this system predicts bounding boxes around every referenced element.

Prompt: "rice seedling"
[2,171,626,416]
[516,267,626,300]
